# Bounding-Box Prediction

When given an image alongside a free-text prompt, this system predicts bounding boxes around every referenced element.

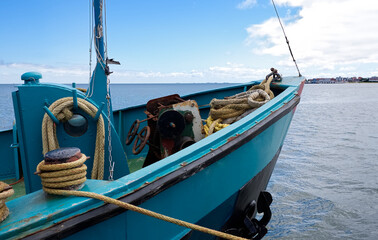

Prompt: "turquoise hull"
[0,77,304,239]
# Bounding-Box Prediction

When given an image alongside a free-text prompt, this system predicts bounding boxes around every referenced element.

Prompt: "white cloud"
[1,61,265,84]
[237,0,257,9]
[111,69,205,83]
[339,66,356,72]
[112,63,266,83]
[0,62,88,84]
[245,0,378,78]
[208,62,267,80]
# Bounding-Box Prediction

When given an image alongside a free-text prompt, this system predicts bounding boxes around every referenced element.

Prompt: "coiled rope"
[36,152,248,240]
[42,97,105,179]
[0,182,14,223]
[205,76,274,136]
[36,154,89,192]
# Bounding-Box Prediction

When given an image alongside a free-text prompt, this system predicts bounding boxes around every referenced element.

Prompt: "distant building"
[368,76,378,82]
[306,76,374,84]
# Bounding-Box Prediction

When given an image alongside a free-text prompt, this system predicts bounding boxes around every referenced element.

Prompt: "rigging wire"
[87,0,95,99]
[86,0,114,180]
[101,0,114,180]
[87,0,107,99]
[89,0,93,81]
[271,0,302,77]
[104,0,108,60]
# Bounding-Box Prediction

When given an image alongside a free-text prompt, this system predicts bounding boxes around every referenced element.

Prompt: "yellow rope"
[41,97,105,180]
[36,156,248,240]
[50,190,248,240]
[0,182,14,223]
[204,116,230,136]
[76,88,87,93]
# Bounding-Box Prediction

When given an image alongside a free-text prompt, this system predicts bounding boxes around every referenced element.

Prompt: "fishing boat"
[0,1,305,239]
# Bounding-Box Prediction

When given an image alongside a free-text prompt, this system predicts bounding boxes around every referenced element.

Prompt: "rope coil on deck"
[205,76,275,136]
[42,97,105,179]
[0,182,14,223]
[36,154,88,193]
[35,149,249,240]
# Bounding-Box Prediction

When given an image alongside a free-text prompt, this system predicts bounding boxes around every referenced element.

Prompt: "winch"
[126,94,204,167]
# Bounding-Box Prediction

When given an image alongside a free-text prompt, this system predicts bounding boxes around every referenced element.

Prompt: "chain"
[103,0,113,181]
[106,77,114,181]
[90,0,113,180]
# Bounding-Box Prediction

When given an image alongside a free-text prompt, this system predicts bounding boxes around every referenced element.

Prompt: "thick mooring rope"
[42,97,105,179]
[36,154,248,240]
[205,76,274,136]
[0,182,14,223]
[36,154,88,191]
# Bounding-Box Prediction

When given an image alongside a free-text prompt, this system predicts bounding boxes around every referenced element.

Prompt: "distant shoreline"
[305,81,378,84]
[306,77,378,84]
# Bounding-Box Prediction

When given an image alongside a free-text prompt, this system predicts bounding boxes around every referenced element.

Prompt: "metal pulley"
[157,110,185,139]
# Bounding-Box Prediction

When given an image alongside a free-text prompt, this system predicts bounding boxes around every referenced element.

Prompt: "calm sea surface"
[0,83,377,239]
[267,84,378,239]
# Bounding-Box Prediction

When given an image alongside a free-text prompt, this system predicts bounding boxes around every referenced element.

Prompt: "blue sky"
[1,0,378,83]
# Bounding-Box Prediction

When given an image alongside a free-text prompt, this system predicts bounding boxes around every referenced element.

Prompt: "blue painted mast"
[87,0,113,120]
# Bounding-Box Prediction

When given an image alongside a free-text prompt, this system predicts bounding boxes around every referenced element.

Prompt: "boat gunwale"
[0,78,295,134]
[112,79,292,112]
[18,83,302,240]
[1,77,304,239]
[105,82,301,197]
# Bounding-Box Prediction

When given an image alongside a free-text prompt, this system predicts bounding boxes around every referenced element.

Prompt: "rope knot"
[248,89,271,108]
[56,107,74,122]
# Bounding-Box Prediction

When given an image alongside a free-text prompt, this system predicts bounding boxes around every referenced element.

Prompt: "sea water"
[267,84,378,239]
[0,83,377,239]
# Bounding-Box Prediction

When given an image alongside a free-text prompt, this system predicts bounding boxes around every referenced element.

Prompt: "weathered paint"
[0,1,306,237]
[0,76,304,239]
[12,83,130,193]
[172,100,204,142]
